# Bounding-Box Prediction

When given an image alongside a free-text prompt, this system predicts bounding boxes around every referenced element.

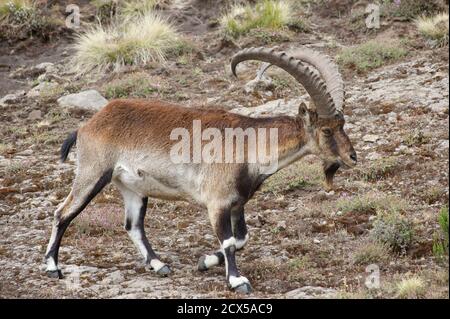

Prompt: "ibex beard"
[44,47,356,294]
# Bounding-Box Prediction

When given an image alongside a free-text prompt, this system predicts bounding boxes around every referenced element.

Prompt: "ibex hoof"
[46,269,63,279]
[197,256,208,272]
[156,265,171,277]
[233,282,253,294]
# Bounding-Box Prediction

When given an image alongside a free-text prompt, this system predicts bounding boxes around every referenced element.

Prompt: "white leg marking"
[235,233,249,250]
[150,259,165,272]
[46,257,59,271]
[222,237,236,250]
[229,275,250,288]
[129,228,149,261]
[204,254,219,268]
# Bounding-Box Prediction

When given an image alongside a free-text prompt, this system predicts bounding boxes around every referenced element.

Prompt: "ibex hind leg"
[44,168,113,279]
[198,206,249,271]
[115,181,170,277]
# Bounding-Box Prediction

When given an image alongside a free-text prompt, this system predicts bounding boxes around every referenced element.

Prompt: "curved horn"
[288,47,345,113]
[231,47,338,118]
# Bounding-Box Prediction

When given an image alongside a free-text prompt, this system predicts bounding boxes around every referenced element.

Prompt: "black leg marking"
[45,169,113,276]
[210,206,252,294]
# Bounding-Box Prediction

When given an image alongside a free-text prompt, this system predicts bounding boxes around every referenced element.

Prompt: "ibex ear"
[298,102,308,116]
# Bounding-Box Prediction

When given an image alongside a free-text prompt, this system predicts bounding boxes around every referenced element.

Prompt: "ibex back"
[45,47,357,294]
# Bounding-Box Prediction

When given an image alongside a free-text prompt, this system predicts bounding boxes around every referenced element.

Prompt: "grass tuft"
[396,276,426,299]
[220,0,292,38]
[433,205,449,259]
[337,40,408,73]
[72,11,183,74]
[416,12,449,47]
[352,241,390,265]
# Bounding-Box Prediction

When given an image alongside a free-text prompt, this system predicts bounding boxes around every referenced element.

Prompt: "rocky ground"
[0,0,448,299]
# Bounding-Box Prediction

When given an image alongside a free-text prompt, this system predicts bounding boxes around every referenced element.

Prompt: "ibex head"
[231,47,357,190]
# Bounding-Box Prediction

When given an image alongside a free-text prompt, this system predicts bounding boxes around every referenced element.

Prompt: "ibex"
[45,47,357,294]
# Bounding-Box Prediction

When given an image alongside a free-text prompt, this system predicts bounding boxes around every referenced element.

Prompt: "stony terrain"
[0,0,448,299]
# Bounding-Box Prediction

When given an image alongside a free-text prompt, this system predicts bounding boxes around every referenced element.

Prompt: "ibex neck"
[252,115,312,174]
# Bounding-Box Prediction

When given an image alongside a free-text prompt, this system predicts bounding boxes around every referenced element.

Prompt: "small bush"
[220,0,292,38]
[102,72,159,99]
[353,241,390,265]
[371,211,414,253]
[383,0,443,21]
[416,13,449,47]
[403,129,431,147]
[121,0,168,18]
[433,205,449,258]
[72,11,183,74]
[396,276,426,299]
[0,0,58,40]
[337,194,407,215]
[357,157,400,182]
[337,40,408,73]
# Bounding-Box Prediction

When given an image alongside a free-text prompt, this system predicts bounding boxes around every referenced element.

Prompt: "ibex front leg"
[198,206,248,271]
[207,205,252,294]
[117,183,170,276]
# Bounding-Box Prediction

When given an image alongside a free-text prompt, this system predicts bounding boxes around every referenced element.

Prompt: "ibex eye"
[322,128,333,136]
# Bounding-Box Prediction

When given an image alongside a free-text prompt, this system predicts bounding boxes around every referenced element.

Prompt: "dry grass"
[72,11,183,74]
[220,0,293,38]
[396,276,426,299]
[352,241,390,265]
[416,12,449,47]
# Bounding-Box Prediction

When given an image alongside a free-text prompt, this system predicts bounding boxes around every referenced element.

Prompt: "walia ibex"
[45,47,357,294]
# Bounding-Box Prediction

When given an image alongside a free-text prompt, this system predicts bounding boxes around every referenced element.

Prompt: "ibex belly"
[112,159,202,203]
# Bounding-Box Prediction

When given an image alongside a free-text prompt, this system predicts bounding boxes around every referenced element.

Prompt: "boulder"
[285,286,337,299]
[230,97,308,118]
[0,90,26,106]
[57,90,108,112]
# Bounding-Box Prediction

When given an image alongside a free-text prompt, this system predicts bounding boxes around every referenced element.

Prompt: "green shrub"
[102,72,158,98]
[371,211,414,253]
[383,0,443,21]
[357,157,400,182]
[220,0,293,38]
[433,205,449,258]
[337,40,408,73]
[0,0,58,40]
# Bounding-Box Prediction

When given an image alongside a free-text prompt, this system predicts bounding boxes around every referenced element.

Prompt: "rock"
[0,90,26,106]
[363,134,380,143]
[28,110,42,121]
[231,97,308,118]
[366,152,382,161]
[10,62,56,79]
[244,75,273,94]
[437,140,449,151]
[101,270,125,285]
[276,221,287,231]
[57,90,108,112]
[428,101,448,114]
[27,82,58,98]
[285,286,337,299]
